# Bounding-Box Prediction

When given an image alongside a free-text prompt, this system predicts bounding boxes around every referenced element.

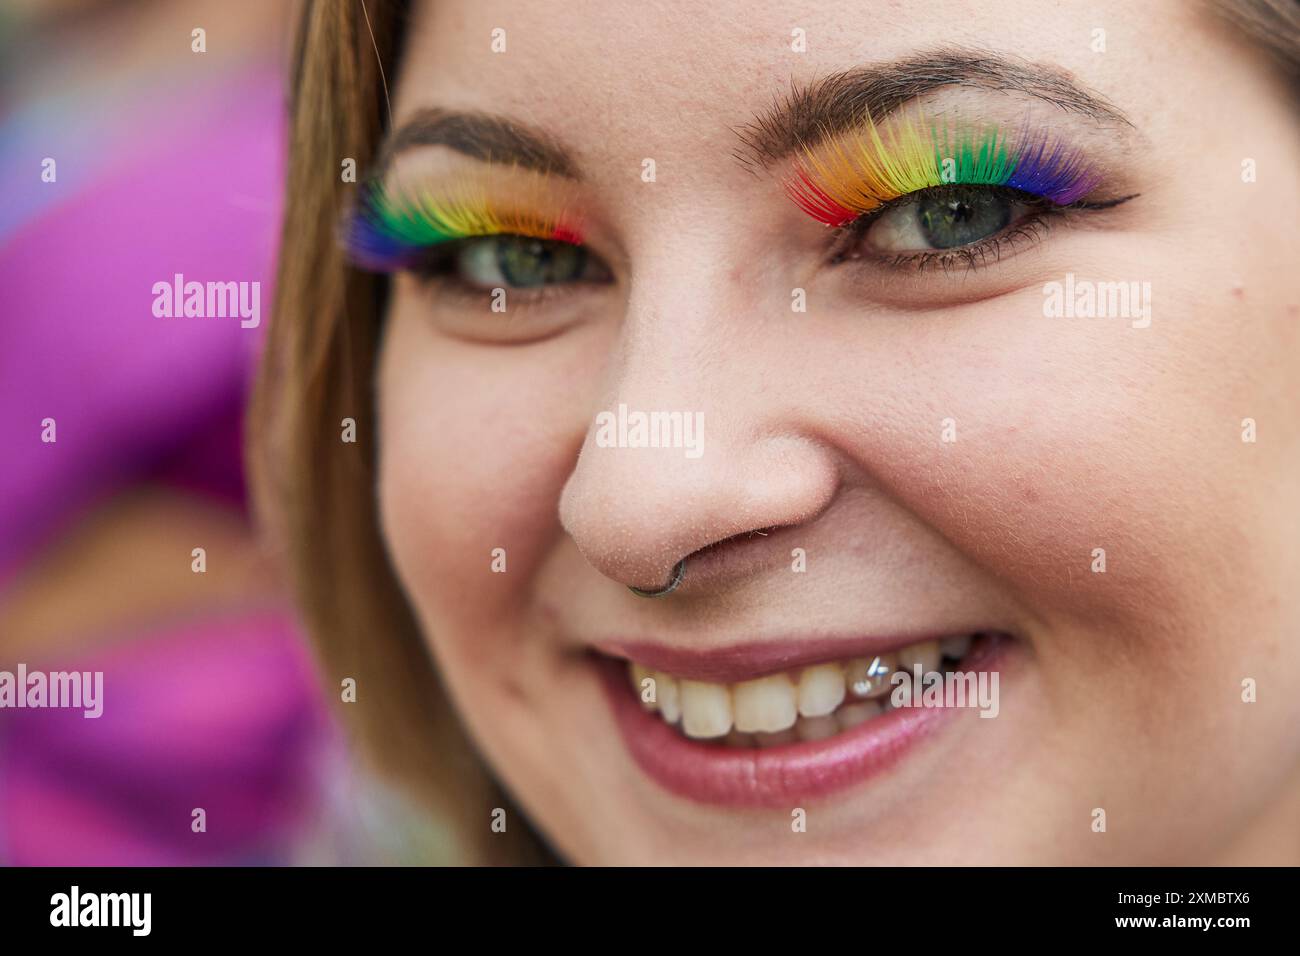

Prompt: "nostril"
[560,427,840,593]
[659,525,792,593]
[689,526,783,562]
[627,527,788,598]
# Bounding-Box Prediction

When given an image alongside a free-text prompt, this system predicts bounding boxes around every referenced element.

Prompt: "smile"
[595,631,1011,807]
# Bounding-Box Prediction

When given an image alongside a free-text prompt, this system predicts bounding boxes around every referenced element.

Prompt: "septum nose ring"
[628,559,686,598]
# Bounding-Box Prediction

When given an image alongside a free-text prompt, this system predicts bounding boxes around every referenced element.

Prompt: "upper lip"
[594,629,998,684]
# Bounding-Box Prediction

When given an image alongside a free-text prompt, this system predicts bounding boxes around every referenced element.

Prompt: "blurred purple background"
[0,0,416,865]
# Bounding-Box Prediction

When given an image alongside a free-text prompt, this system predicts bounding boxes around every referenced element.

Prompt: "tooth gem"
[851,656,890,695]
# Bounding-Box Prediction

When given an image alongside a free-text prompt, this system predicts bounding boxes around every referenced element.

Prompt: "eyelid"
[783,107,1103,227]
[341,176,586,273]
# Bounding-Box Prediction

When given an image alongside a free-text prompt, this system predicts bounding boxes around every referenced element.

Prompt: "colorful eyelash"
[343,179,584,272]
[785,111,1101,227]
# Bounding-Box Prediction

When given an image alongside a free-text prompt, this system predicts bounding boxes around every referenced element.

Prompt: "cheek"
[818,253,1290,671]
[810,263,1300,814]
[374,301,603,650]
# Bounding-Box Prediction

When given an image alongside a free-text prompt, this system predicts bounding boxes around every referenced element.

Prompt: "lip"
[595,633,1010,808]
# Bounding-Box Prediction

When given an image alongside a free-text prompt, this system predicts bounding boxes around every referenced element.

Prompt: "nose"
[558,270,840,592]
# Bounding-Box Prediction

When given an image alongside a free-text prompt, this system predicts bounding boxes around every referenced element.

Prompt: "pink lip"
[597,631,992,684]
[596,635,1009,808]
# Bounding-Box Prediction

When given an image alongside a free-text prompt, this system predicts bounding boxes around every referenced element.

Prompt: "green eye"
[455,235,599,289]
[864,185,1032,253]
[915,189,1011,248]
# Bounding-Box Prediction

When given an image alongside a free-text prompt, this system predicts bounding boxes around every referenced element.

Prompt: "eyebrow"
[735,47,1133,169]
[374,107,580,179]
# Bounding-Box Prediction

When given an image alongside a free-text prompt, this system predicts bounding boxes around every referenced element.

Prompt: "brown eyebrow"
[374,107,580,179]
[735,47,1133,170]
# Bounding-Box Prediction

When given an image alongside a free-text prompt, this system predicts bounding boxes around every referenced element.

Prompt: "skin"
[373,0,1300,864]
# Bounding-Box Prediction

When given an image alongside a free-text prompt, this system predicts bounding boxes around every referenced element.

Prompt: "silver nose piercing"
[628,559,686,598]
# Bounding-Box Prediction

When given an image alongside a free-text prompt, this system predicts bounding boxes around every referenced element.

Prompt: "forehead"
[394,0,1166,175]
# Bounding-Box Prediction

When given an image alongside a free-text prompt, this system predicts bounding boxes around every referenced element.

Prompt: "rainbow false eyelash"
[785,110,1102,228]
[343,178,584,272]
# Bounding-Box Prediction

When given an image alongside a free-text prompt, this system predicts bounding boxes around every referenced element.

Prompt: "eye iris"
[915,189,1012,249]
[495,237,586,287]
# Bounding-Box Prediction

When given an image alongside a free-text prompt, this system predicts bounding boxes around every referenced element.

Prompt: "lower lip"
[596,637,1007,808]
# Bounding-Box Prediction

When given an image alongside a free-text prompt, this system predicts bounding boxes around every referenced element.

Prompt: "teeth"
[679,680,733,739]
[837,700,884,730]
[632,664,657,710]
[940,633,973,659]
[797,663,847,717]
[654,672,681,724]
[626,633,979,746]
[896,640,941,676]
[795,715,840,742]
[845,653,895,699]
[754,729,798,748]
[733,674,798,733]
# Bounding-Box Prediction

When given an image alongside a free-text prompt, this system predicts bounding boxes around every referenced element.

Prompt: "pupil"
[916,189,1011,249]
[497,238,548,288]
[496,238,585,288]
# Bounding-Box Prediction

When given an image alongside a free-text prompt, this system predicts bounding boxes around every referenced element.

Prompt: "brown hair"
[248,0,551,865]
[250,0,1299,865]
[1209,0,1300,87]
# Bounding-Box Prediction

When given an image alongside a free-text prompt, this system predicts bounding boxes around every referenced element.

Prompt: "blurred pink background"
[0,0,441,865]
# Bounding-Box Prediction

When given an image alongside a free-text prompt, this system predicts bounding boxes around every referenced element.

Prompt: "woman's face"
[373,0,1300,864]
